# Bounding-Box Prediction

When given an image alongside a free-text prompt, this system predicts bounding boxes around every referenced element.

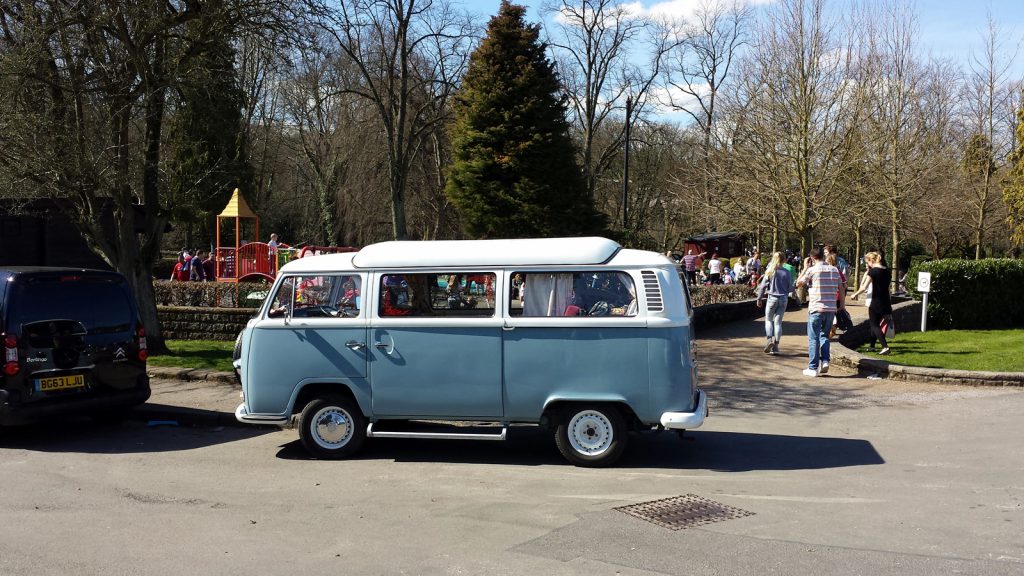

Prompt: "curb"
[139,367,249,427]
[147,366,238,385]
[127,403,249,428]
[829,300,1024,387]
[829,343,1024,387]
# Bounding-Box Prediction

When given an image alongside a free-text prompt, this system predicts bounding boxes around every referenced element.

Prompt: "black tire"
[298,395,367,459]
[554,404,628,467]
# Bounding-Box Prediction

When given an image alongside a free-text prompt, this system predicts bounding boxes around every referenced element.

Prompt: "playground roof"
[218,188,256,218]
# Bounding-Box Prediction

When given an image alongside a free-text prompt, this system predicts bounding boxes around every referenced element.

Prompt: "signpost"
[917,272,931,332]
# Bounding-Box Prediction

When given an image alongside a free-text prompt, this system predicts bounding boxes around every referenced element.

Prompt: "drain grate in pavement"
[615,494,754,530]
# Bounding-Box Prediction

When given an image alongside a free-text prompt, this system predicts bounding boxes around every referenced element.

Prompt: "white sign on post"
[917,272,931,293]
[917,272,931,332]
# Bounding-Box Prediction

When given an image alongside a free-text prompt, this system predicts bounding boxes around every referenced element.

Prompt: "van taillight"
[3,335,18,376]
[136,326,148,362]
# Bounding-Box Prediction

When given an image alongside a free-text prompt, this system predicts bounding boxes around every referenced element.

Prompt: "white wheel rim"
[310,406,353,450]
[567,410,614,456]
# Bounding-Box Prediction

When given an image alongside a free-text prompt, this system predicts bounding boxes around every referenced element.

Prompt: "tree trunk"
[890,212,900,293]
[853,224,862,291]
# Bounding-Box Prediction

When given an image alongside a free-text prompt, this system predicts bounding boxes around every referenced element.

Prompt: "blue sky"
[461,0,1024,76]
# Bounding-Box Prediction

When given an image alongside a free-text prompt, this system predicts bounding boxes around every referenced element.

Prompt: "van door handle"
[345,341,365,351]
[374,342,388,349]
[502,325,515,331]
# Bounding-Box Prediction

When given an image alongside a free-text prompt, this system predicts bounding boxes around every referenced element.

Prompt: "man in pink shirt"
[795,247,841,377]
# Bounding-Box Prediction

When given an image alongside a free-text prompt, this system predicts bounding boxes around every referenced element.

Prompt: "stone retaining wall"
[158,306,257,341]
[692,299,761,333]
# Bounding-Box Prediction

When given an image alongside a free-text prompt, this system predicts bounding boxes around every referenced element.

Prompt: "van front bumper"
[660,389,708,430]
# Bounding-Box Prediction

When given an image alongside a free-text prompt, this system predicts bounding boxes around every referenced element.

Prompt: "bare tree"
[660,0,750,233]
[309,0,473,240]
[856,0,940,283]
[544,0,672,215]
[963,12,1018,259]
[720,0,861,254]
[0,0,289,352]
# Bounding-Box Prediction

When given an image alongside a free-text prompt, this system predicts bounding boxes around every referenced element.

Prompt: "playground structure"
[215,189,357,283]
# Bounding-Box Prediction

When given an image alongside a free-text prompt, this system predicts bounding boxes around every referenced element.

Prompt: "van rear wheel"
[555,404,628,467]
[298,395,366,459]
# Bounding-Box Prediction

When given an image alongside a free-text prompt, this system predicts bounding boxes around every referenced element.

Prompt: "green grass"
[147,340,235,372]
[857,329,1024,372]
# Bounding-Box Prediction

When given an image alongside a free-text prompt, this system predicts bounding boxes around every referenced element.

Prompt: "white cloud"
[648,82,711,119]
[553,0,773,26]
[634,0,773,22]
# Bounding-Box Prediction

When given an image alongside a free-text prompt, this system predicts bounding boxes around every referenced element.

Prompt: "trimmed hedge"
[907,259,1024,329]
[154,280,271,308]
[690,284,756,307]
[153,278,756,310]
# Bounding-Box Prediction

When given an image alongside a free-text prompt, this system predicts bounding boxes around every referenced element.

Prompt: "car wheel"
[555,404,628,467]
[298,395,366,459]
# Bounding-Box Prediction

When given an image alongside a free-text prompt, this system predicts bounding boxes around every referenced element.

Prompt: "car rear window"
[8,275,134,334]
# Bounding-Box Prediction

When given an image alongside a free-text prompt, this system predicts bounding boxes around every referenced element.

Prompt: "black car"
[0,267,150,425]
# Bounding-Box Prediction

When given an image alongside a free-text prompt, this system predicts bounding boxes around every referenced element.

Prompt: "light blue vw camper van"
[235,237,707,467]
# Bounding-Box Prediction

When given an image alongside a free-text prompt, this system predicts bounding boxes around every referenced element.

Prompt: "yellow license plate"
[35,374,86,392]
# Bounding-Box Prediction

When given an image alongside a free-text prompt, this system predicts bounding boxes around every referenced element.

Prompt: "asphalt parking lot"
[1,306,1021,575]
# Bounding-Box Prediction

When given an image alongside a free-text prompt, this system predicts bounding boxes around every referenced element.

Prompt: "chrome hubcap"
[311,406,353,449]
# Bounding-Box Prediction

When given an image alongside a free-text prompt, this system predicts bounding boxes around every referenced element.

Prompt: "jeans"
[807,311,835,370]
[765,295,787,341]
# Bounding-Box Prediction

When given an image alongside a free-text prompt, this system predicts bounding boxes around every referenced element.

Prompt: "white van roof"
[278,237,672,273]
[352,237,622,268]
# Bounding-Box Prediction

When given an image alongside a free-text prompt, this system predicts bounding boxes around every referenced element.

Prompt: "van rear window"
[8,276,133,333]
[511,272,637,317]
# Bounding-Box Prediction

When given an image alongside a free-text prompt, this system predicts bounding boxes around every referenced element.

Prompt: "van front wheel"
[298,395,367,459]
[555,405,628,467]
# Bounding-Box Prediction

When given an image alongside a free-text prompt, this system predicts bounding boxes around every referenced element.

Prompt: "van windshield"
[8,276,133,334]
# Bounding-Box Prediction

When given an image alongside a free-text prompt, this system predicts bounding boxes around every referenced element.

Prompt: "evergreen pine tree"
[167,22,254,246]
[446,0,605,238]
[1005,91,1024,247]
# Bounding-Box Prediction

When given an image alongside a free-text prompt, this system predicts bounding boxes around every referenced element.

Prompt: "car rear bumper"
[659,389,708,430]
[0,379,151,426]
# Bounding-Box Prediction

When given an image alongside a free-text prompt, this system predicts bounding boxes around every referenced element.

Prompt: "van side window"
[379,273,495,317]
[511,272,637,317]
[267,275,361,318]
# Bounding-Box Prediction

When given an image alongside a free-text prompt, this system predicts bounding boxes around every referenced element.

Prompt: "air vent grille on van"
[641,270,664,312]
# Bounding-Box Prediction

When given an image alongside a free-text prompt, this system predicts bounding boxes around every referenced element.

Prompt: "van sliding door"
[368,272,503,418]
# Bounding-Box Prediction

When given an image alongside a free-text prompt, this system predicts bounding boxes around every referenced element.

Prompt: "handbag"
[880,314,895,338]
[836,308,853,331]
[755,277,767,307]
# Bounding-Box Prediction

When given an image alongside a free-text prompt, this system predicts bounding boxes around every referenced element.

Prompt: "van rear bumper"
[235,403,289,426]
[659,389,708,430]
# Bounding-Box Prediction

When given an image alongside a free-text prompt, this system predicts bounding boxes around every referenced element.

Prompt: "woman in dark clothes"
[850,251,893,354]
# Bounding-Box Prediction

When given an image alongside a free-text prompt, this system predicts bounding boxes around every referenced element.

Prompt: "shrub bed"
[907,258,1024,329]
[154,280,271,308]
[689,284,755,307]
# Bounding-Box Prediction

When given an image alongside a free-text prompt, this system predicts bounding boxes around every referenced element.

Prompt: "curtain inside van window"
[523,274,573,316]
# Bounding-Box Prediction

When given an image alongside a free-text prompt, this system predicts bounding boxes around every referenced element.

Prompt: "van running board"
[366,422,507,441]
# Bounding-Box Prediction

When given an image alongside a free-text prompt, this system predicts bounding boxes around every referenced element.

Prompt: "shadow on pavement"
[702,373,875,416]
[275,426,883,471]
[0,418,273,454]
